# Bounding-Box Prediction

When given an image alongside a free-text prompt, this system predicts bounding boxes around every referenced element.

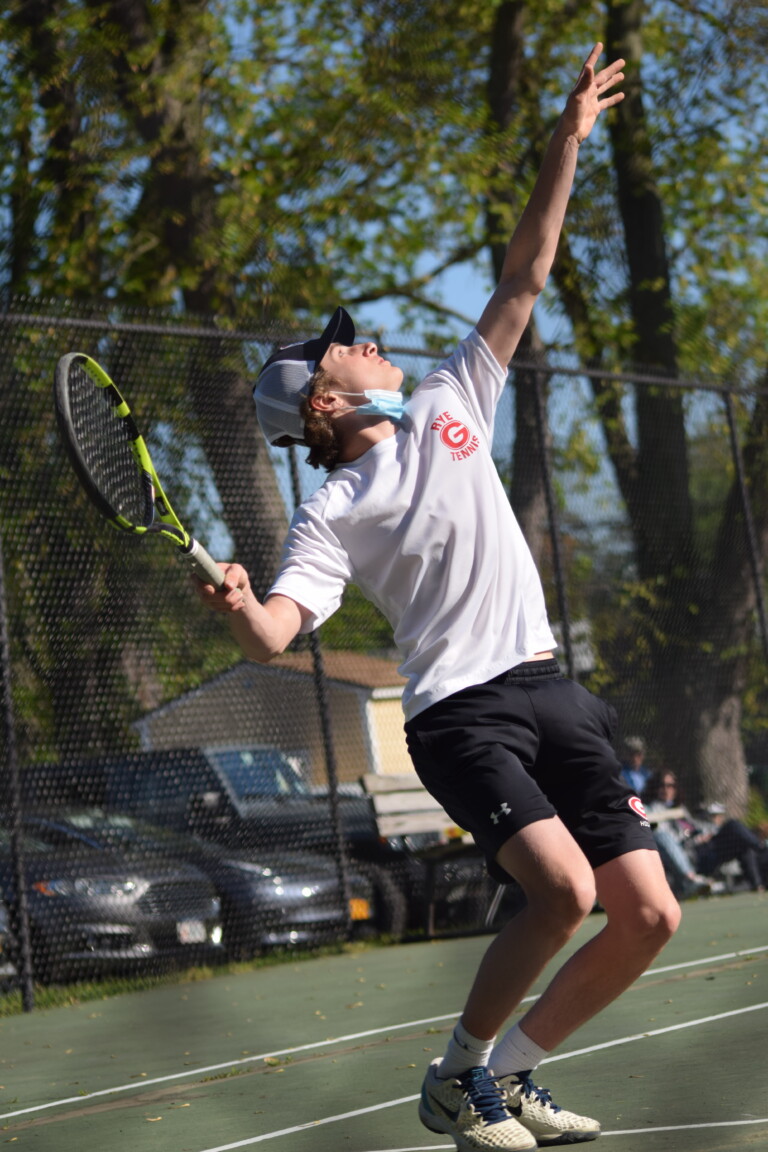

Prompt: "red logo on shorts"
[628,796,647,820]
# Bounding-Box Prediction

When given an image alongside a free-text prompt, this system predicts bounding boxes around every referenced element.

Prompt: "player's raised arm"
[195,563,308,662]
[477,43,624,368]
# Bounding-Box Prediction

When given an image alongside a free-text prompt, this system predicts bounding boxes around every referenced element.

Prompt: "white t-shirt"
[268,329,557,719]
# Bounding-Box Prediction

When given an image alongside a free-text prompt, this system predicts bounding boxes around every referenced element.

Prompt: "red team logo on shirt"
[440,421,471,450]
[431,410,480,460]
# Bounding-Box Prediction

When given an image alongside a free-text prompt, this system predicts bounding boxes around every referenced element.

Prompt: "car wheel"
[355,862,408,940]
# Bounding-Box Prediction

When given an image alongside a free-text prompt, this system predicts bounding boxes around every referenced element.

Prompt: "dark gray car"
[0,822,223,983]
[23,810,375,957]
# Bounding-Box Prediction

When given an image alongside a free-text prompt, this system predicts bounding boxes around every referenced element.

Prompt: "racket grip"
[182,538,226,589]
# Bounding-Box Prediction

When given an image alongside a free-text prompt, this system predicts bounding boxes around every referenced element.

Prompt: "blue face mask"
[337,389,406,423]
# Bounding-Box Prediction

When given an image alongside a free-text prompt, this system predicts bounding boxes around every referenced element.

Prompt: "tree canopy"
[1,0,768,806]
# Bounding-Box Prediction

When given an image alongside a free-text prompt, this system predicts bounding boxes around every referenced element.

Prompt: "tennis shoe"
[419,1059,536,1150]
[496,1070,600,1145]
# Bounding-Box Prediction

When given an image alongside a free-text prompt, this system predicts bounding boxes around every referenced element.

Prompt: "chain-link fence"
[1,297,767,1007]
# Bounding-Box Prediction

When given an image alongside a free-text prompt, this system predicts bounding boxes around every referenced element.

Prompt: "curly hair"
[300,366,346,471]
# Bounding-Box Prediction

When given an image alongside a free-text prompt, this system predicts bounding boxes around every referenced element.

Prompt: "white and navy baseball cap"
[254,306,356,446]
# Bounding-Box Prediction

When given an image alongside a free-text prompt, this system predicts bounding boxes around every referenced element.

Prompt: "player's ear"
[309,390,342,414]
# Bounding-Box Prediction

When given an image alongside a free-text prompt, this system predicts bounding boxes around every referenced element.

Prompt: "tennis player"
[199,43,680,1151]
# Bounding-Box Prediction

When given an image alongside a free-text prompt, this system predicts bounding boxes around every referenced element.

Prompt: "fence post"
[724,391,768,661]
[532,367,575,679]
[0,533,35,1010]
[287,448,352,933]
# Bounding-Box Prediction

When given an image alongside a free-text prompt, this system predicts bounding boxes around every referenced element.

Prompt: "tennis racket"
[54,352,224,588]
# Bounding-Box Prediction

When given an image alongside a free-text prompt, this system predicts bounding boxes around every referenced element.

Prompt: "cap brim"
[311,306,356,369]
[259,306,356,378]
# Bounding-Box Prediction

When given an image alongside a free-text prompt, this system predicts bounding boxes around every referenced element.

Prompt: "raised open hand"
[563,42,625,143]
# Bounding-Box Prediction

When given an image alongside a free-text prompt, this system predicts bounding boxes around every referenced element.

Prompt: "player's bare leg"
[460,816,597,1041]
[514,847,680,1050]
[440,824,679,1146]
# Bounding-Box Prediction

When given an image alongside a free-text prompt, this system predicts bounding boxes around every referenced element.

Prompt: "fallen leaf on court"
[146,1117,162,1122]
[263,1057,281,1066]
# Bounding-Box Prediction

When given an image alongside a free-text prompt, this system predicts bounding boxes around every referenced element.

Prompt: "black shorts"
[404,659,656,882]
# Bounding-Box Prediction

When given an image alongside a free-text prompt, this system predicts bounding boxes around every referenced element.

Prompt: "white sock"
[438,1020,496,1079]
[489,1022,549,1077]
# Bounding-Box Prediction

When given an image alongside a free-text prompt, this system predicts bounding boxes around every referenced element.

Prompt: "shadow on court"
[0,891,766,1152]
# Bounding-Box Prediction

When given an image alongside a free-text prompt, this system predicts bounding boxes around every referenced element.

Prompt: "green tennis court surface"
[1,891,766,1151]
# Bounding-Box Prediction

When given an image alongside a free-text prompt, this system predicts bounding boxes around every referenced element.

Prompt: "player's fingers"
[596,62,626,91]
[193,572,241,609]
[597,91,625,111]
[584,41,603,67]
[217,562,250,595]
[194,576,223,599]
[572,57,594,88]
[597,55,625,78]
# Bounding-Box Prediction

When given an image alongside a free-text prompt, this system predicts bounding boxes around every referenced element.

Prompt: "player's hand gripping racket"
[54,352,224,589]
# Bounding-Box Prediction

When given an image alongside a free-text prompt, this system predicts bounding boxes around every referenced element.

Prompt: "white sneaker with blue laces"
[496,1070,601,1145]
[419,1059,537,1151]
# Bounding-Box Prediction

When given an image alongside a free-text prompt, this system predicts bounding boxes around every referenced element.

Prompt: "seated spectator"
[694,802,766,893]
[645,772,714,897]
[645,771,767,896]
[620,735,653,799]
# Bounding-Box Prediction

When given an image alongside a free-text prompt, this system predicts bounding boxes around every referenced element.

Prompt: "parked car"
[20,746,495,935]
[0,897,17,989]
[23,808,375,956]
[0,821,223,983]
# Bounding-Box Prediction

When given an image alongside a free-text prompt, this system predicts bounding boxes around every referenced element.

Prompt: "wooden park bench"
[360,772,509,937]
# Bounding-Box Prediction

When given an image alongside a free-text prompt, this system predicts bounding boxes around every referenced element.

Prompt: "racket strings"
[68,360,153,529]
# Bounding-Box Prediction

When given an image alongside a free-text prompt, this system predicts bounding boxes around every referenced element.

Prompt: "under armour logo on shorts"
[490,802,511,824]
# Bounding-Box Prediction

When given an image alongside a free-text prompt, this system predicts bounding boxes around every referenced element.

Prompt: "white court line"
[641,943,768,975]
[1,943,767,1122]
[190,999,768,1152]
[0,1011,466,1121]
[604,1119,768,1135]
[330,1122,768,1152]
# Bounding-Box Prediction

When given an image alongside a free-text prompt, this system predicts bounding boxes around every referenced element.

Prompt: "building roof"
[134,652,407,738]
[270,650,405,691]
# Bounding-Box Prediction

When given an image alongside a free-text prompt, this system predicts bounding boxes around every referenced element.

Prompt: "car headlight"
[224,861,276,877]
[32,878,146,898]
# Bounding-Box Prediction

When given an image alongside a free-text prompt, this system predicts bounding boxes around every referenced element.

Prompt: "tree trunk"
[104,0,288,597]
[485,1,550,562]
[599,0,757,812]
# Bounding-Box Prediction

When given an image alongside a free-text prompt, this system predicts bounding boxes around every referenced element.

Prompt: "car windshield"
[64,810,135,833]
[207,748,309,799]
[54,810,206,854]
[0,827,57,857]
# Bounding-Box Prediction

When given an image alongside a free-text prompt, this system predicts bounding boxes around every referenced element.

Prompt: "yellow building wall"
[369,698,415,775]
